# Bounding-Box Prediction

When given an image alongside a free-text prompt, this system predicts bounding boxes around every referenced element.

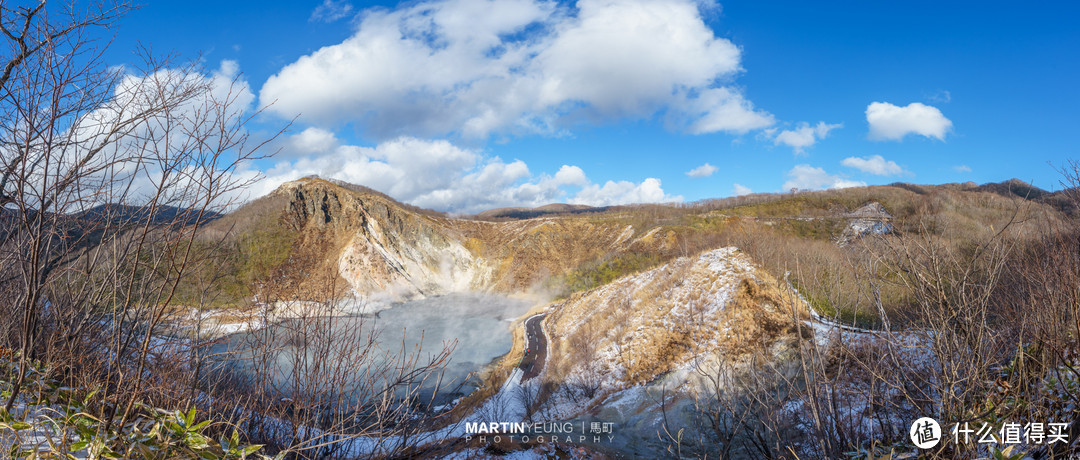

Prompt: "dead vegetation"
[541,247,810,394]
[657,167,1080,459]
[0,5,461,458]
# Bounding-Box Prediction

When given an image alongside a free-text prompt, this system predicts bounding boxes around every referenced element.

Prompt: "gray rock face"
[838,202,893,245]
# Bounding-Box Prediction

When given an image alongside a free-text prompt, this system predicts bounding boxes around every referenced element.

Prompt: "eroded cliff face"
[253,177,690,303]
[275,179,491,302]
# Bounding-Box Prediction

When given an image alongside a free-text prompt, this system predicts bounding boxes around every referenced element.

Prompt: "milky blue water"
[212,292,534,404]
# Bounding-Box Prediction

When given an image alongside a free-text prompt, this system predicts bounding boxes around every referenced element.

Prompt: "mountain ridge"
[198,176,1070,306]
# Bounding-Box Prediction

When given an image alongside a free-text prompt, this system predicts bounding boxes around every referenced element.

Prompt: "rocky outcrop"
[838,202,893,246]
[275,178,491,302]
[231,178,670,304]
[541,247,810,393]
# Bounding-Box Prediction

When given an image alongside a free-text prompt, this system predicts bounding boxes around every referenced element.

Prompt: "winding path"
[518,314,547,380]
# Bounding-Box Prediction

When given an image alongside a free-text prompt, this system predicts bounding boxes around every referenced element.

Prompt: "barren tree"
[0,0,274,438]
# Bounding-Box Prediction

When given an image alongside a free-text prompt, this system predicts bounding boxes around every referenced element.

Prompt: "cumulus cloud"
[782,165,865,192]
[552,164,589,186]
[286,127,339,156]
[310,0,354,22]
[866,102,952,141]
[953,165,972,173]
[686,162,718,178]
[90,60,255,132]
[66,58,675,215]
[841,155,907,176]
[571,177,679,207]
[66,60,257,209]
[679,87,775,134]
[732,183,751,196]
[249,132,679,213]
[772,121,841,154]
[260,0,774,139]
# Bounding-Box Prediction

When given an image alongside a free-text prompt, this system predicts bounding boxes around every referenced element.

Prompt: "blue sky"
[103,0,1079,213]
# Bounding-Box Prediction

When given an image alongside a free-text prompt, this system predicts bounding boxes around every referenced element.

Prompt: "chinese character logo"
[910,417,942,449]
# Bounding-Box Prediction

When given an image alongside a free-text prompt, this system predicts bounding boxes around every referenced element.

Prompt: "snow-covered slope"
[543,247,811,401]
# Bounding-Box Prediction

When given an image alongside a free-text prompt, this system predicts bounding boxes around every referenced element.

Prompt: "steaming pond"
[211,293,534,404]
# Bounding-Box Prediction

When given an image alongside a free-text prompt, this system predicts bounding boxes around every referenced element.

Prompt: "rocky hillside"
[199,176,1067,319]
[200,177,695,304]
[279,179,489,300]
[543,247,809,392]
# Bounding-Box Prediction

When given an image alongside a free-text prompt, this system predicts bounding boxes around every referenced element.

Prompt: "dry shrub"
[622,326,693,386]
[708,276,809,367]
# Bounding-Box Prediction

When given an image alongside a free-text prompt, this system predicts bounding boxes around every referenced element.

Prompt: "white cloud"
[260,0,774,139]
[772,121,841,154]
[287,127,339,156]
[67,60,257,210]
[571,177,680,207]
[552,164,589,186]
[680,87,775,134]
[953,164,972,173]
[841,155,907,176]
[67,58,675,215]
[866,101,952,141]
[249,133,679,213]
[782,165,865,192]
[310,0,354,22]
[732,183,751,196]
[686,162,718,178]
